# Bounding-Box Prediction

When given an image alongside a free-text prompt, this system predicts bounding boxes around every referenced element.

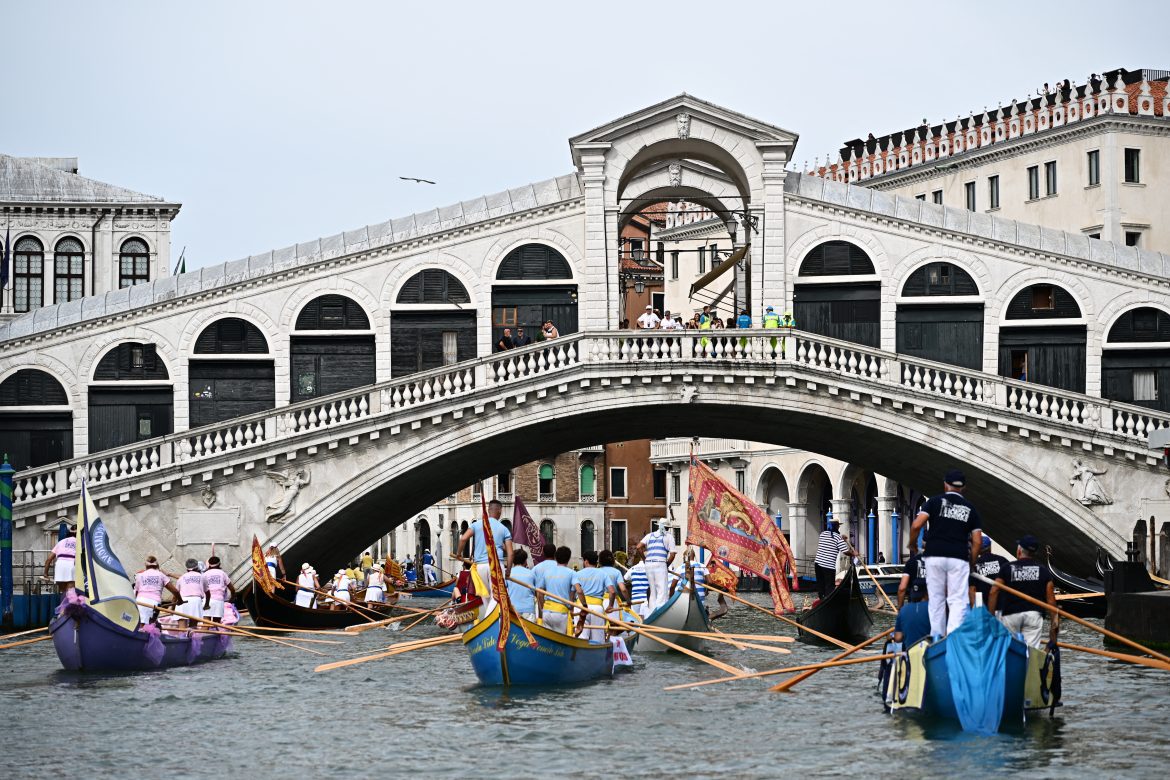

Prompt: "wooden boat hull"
[245,582,401,630]
[641,587,710,653]
[398,579,456,600]
[50,602,232,672]
[1046,559,1107,618]
[798,566,872,644]
[883,616,1060,731]
[462,603,618,686]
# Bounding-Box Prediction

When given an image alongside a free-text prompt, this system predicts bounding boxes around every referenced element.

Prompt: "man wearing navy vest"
[636,521,677,611]
[909,468,983,639]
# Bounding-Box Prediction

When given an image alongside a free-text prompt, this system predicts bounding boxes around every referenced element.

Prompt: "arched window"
[94,342,169,381]
[798,241,875,276]
[501,518,513,533]
[540,519,556,545]
[1107,307,1170,343]
[194,318,270,353]
[449,522,459,558]
[396,269,471,305]
[538,464,556,501]
[579,465,596,499]
[13,236,44,313]
[1005,284,1082,319]
[118,238,150,288]
[580,520,596,556]
[54,237,85,303]
[496,244,572,280]
[295,294,370,330]
[0,369,68,406]
[900,262,979,297]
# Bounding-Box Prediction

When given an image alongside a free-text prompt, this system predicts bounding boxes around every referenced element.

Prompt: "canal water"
[2,595,1168,779]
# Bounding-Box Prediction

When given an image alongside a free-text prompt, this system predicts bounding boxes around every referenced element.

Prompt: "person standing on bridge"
[496,329,516,352]
[512,326,532,348]
[909,469,983,639]
[637,304,660,329]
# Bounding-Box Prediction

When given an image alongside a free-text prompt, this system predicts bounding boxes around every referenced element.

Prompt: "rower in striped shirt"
[624,549,651,617]
[813,521,856,599]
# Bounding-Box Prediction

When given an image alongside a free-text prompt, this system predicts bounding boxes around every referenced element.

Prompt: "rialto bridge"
[3,95,1170,580]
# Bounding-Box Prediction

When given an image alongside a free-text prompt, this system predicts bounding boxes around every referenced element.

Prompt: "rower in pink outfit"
[202,556,235,622]
[176,559,206,624]
[134,555,180,626]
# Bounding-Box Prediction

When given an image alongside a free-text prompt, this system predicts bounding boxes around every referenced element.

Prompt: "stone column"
[577,145,612,331]
[831,498,854,570]
[878,495,897,564]
[757,144,789,316]
[786,502,809,563]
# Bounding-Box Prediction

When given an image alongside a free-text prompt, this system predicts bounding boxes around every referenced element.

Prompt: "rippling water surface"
[2,594,1168,779]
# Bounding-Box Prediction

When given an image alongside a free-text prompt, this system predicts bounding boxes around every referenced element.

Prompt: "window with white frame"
[609,467,628,499]
[610,519,628,553]
[671,474,681,503]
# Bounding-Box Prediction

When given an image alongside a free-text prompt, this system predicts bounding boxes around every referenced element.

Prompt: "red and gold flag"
[685,458,796,613]
[707,556,739,595]
[251,536,276,596]
[479,493,535,651]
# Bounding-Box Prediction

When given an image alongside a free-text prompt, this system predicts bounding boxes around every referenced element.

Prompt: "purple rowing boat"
[50,597,233,672]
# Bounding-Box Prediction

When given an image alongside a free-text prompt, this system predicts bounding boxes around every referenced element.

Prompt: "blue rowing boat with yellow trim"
[462,603,633,686]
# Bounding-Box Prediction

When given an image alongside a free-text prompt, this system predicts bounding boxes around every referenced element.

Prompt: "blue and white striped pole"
[1,457,14,623]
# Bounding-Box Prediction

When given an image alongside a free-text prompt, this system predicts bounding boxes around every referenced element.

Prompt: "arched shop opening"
[997,283,1086,392]
[896,262,984,370]
[189,318,275,427]
[1102,306,1170,412]
[88,342,173,453]
[491,244,577,349]
[0,369,72,468]
[291,294,375,402]
[794,241,880,348]
[391,269,476,378]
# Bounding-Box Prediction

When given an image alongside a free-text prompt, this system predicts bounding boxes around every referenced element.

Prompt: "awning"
[689,244,749,299]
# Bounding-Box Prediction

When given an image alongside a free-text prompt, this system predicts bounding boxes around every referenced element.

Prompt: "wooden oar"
[853,559,898,612]
[315,634,461,672]
[1057,642,1170,672]
[627,624,791,654]
[0,634,54,650]
[510,578,743,676]
[712,625,747,650]
[770,626,897,692]
[236,625,352,637]
[972,572,1170,665]
[0,625,49,641]
[665,627,895,691]
[398,599,452,633]
[703,583,851,650]
[1055,591,1105,600]
[344,605,448,634]
[339,632,457,658]
[141,602,325,656]
[277,579,379,622]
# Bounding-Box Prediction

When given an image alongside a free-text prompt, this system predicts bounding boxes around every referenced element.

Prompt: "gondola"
[1045,553,1107,618]
[882,607,1060,733]
[50,598,233,672]
[397,578,457,600]
[462,602,631,686]
[641,584,710,653]
[245,582,403,630]
[797,565,872,644]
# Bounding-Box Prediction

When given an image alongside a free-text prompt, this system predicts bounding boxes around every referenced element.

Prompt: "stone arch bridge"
[10,329,1167,581]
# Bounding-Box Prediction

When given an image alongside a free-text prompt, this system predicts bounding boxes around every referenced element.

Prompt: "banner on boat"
[512,497,545,564]
[611,636,632,670]
[251,536,277,596]
[685,458,796,613]
[480,493,536,651]
[74,482,139,631]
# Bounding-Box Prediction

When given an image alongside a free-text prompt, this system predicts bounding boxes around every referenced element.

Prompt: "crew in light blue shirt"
[506,548,537,618]
[535,546,576,635]
[598,549,628,601]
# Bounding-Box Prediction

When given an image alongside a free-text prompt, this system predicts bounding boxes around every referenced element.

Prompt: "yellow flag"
[74,483,140,631]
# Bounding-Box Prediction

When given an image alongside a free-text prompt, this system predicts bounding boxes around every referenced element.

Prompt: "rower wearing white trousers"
[175,559,206,622]
[456,500,514,619]
[909,468,984,638]
[365,565,386,603]
[295,563,318,608]
[636,524,676,611]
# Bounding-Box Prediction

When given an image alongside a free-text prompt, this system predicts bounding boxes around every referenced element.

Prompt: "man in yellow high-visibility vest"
[762,305,781,354]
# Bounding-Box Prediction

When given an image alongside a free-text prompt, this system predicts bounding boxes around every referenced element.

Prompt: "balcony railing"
[538,492,556,503]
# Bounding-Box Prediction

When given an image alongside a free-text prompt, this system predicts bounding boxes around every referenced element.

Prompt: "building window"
[1087,150,1100,186]
[118,238,150,288]
[710,244,719,268]
[656,242,664,265]
[1088,232,1101,240]
[579,465,596,498]
[581,520,596,555]
[931,190,943,204]
[964,181,976,212]
[610,519,628,553]
[1124,148,1141,183]
[1125,231,1141,248]
[628,238,643,261]
[540,519,556,545]
[735,469,746,493]
[538,464,555,500]
[1027,165,1040,200]
[652,469,667,499]
[988,175,1000,209]
[670,251,679,280]
[1031,285,1055,310]
[496,471,512,495]
[914,193,926,201]
[13,236,44,313]
[1044,161,1057,196]
[441,331,458,365]
[698,246,706,274]
[609,467,628,499]
[1134,370,1157,402]
[671,473,681,503]
[53,237,85,303]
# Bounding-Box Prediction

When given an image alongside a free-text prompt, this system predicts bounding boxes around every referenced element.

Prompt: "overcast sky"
[6,1,1166,270]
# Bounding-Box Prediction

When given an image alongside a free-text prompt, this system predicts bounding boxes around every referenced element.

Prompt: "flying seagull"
[400,176,436,184]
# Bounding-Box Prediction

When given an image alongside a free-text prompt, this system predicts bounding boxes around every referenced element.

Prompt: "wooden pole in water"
[664,627,895,691]
[0,634,53,650]
[344,604,450,634]
[972,572,1170,665]
[770,626,896,692]
[315,634,460,672]
[0,625,49,640]
[702,583,852,650]
[142,601,325,656]
[1057,642,1170,671]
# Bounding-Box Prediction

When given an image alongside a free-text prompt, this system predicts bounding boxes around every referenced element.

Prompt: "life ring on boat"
[1039,650,1055,705]
[895,653,913,705]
